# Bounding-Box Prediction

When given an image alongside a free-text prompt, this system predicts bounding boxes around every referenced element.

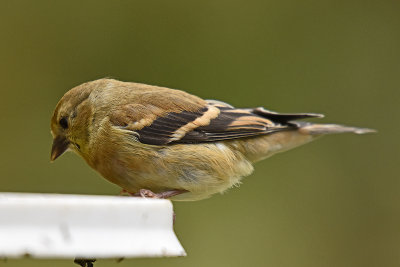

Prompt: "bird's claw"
[139,189,160,198]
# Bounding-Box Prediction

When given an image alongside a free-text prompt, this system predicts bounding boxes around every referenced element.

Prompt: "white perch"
[0,193,186,259]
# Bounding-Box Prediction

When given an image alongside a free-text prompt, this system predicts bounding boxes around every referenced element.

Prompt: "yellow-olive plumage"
[50,79,373,200]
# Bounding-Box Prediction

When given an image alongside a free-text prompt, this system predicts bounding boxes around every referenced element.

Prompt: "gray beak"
[50,135,70,161]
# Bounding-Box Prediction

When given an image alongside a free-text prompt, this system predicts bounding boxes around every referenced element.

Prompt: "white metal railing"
[0,193,186,260]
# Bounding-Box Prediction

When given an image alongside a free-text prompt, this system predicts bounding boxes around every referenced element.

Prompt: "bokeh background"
[0,1,399,267]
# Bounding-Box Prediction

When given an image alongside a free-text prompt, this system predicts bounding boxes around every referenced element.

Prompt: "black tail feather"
[252,107,324,124]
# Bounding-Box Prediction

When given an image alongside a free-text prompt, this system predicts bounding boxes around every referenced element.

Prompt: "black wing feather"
[131,104,323,146]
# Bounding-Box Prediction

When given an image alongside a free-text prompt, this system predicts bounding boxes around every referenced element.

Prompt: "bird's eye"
[59,117,68,129]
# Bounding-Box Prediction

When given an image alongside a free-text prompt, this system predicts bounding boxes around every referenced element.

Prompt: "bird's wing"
[110,99,323,146]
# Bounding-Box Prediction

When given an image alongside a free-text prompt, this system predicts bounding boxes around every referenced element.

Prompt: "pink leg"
[135,189,188,199]
[119,189,129,195]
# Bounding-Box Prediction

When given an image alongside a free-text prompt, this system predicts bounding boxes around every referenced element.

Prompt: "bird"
[50,79,374,201]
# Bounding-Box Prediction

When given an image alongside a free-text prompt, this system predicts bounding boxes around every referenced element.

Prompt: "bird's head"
[50,82,95,161]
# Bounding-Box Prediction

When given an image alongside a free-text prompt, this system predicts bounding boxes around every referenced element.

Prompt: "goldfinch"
[50,79,374,200]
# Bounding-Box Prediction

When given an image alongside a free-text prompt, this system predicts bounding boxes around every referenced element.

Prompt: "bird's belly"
[92,142,254,200]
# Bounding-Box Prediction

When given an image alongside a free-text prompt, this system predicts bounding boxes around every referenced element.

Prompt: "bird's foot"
[119,189,131,196]
[135,189,188,199]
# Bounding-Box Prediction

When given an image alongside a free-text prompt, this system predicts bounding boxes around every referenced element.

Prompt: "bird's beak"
[51,135,70,161]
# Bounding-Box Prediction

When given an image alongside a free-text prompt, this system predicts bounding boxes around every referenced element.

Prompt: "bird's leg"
[138,189,159,198]
[119,189,131,196]
[135,189,188,199]
[74,258,96,267]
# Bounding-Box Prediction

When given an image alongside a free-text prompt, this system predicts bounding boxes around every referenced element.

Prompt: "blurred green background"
[0,0,398,267]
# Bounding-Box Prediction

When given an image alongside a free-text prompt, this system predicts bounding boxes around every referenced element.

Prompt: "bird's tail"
[240,121,375,163]
[296,122,376,135]
[252,107,375,135]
